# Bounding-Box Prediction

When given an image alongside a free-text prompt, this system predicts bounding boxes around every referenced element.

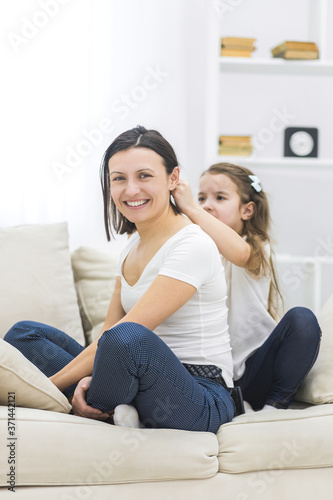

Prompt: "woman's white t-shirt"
[223,243,277,381]
[117,224,233,387]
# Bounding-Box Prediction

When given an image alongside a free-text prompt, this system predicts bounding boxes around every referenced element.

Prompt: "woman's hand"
[71,376,110,421]
[172,179,198,215]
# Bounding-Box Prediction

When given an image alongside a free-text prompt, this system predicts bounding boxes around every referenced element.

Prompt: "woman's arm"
[50,274,196,392]
[119,274,197,331]
[172,180,251,267]
[69,274,197,418]
[98,276,127,337]
[50,276,126,392]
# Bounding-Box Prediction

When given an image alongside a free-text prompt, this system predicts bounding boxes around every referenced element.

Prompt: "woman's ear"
[168,166,180,190]
[241,201,255,221]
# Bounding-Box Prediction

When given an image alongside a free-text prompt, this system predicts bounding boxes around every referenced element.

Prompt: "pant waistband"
[183,363,245,416]
[182,363,228,388]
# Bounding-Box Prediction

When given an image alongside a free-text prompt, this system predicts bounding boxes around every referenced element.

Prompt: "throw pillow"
[0,338,71,413]
[0,222,85,345]
[71,246,118,344]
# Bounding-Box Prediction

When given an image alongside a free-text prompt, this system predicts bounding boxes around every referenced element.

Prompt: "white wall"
[1,0,332,306]
[1,1,92,239]
[0,0,208,253]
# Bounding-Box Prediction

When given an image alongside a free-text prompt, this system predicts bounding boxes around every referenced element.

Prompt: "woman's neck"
[136,206,190,245]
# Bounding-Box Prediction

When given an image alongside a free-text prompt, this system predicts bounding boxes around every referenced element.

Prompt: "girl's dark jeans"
[235,307,321,410]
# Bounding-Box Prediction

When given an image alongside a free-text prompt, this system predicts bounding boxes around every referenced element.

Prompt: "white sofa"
[1,222,333,500]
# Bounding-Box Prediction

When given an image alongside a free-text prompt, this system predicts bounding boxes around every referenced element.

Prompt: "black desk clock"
[284,127,318,157]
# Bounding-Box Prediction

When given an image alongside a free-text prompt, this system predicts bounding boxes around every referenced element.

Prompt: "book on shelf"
[219,147,253,156]
[221,37,256,58]
[221,48,253,58]
[222,37,256,49]
[218,136,253,156]
[219,135,252,144]
[271,41,318,55]
[271,41,319,60]
[273,50,319,60]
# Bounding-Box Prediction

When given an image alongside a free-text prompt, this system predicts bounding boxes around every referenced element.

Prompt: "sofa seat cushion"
[0,407,218,487]
[0,338,71,413]
[218,404,333,474]
[0,222,85,345]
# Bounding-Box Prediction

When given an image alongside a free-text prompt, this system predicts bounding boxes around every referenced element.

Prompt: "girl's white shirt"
[117,224,233,387]
[223,242,277,381]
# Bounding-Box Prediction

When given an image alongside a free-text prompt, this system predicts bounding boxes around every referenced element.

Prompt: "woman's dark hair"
[100,125,181,239]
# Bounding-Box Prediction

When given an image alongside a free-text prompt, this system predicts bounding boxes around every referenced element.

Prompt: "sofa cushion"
[218,404,333,474]
[0,406,218,486]
[0,222,85,345]
[296,294,333,404]
[71,246,118,344]
[6,469,333,500]
[0,338,71,413]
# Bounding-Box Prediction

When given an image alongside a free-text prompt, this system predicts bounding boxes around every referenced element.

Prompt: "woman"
[4,126,237,433]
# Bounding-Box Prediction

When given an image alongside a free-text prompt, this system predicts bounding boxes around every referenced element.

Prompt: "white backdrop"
[0,0,208,252]
[1,0,332,306]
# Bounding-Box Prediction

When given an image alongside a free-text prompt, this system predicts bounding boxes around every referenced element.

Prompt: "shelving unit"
[203,0,333,311]
[211,157,333,169]
[204,0,332,168]
[218,57,333,76]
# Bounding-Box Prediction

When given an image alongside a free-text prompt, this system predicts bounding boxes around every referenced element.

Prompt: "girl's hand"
[173,180,251,267]
[172,179,198,215]
[71,376,110,421]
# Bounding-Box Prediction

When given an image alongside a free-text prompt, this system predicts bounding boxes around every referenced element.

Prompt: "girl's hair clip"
[249,175,262,192]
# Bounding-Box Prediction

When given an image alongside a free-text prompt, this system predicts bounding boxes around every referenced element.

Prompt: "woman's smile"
[123,199,150,208]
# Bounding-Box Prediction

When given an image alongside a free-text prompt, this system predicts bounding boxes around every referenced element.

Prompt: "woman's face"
[109,147,179,228]
[198,173,245,234]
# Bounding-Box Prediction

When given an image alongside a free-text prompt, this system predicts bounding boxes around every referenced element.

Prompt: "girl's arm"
[50,274,197,393]
[172,181,251,267]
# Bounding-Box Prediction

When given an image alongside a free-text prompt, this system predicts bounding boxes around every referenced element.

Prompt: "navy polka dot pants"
[4,321,235,432]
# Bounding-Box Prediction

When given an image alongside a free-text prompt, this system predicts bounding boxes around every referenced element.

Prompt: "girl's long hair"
[204,162,283,319]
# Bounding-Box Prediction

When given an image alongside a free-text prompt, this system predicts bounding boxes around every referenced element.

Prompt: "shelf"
[219,57,333,75]
[213,157,333,168]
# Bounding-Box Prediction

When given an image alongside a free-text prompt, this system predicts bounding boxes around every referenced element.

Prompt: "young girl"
[172,162,321,411]
[4,129,236,433]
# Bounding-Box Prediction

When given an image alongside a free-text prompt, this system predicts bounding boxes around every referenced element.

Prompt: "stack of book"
[271,41,319,60]
[221,37,256,57]
[218,136,253,156]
